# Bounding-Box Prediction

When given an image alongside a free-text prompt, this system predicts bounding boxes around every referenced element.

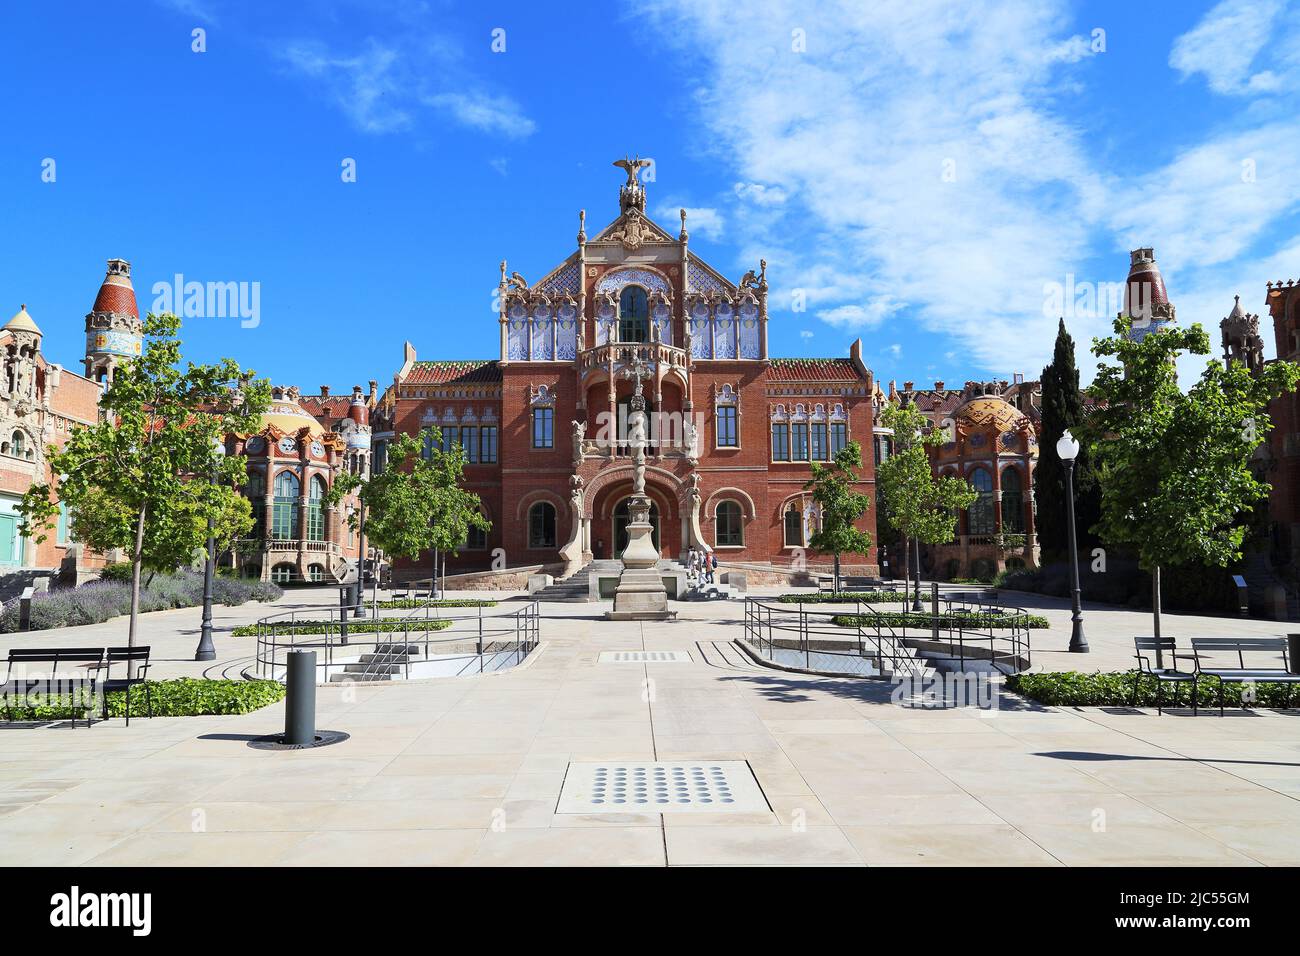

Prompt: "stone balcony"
[579,341,689,377]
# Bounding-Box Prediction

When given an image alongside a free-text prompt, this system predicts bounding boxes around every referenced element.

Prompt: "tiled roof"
[405,360,501,386]
[768,358,865,383]
[299,395,353,417]
[92,282,138,317]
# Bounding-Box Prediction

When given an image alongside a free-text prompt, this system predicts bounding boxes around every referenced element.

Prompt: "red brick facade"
[380,173,878,582]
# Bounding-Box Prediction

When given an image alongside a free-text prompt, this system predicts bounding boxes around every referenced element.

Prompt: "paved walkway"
[2,595,1299,866]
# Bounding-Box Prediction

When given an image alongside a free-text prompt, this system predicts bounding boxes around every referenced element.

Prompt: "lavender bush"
[0,571,283,633]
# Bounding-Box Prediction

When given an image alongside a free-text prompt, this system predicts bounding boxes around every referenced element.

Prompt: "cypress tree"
[1035,318,1100,559]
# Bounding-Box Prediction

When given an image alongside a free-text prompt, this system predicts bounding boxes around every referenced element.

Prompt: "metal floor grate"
[557,761,768,814]
[597,651,692,663]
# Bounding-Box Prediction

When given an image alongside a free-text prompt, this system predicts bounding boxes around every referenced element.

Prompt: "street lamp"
[194,435,226,662]
[1056,429,1088,653]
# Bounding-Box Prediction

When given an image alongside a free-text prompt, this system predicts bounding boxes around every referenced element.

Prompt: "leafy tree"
[803,441,874,592]
[1084,316,1300,656]
[331,427,488,596]
[18,313,270,662]
[1035,318,1100,559]
[878,402,977,603]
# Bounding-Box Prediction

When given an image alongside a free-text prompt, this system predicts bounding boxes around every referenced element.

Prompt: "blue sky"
[2,0,1298,390]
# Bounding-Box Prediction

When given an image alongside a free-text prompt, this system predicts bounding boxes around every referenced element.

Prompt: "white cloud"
[654,204,724,240]
[281,41,411,133]
[424,92,535,138]
[888,343,903,357]
[1169,0,1289,95]
[278,36,534,139]
[734,182,788,206]
[799,329,814,339]
[642,0,1107,372]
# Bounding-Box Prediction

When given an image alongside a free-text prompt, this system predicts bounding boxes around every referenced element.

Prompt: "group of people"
[687,547,718,585]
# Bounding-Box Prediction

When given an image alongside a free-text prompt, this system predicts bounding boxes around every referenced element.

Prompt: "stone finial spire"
[1221,293,1264,374]
[613,155,650,213]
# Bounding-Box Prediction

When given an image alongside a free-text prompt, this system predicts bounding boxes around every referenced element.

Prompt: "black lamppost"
[1057,429,1088,653]
[911,542,924,612]
[195,436,226,662]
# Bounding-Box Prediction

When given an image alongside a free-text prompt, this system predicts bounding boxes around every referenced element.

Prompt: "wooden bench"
[1133,637,1199,714]
[1,647,105,728]
[1190,637,1300,715]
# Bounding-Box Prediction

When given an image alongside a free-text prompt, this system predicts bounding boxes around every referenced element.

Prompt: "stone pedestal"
[607,494,671,620]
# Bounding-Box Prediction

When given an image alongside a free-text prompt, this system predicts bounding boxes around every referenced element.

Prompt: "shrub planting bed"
[231,618,453,637]
[0,571,283,633]
[775,591,908,604]
[376,598,499,609]
[2,678,286,721]
[833,611,1051,629]
[1007,671,1295,709]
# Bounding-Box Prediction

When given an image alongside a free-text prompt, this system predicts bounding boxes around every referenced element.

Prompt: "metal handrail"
[740,588,1033,680]
[253,599,540,682]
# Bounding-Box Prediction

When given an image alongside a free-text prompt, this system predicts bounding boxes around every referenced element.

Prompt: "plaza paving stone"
[0,586,1297,865]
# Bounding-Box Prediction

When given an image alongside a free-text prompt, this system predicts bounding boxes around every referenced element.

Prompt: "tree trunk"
[1152,564,1163,669]
[128,505,147,680]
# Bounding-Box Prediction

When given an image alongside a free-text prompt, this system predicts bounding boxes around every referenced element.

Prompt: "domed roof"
[92,259,139,318]
[954,396,1030,433]
[5,304,41,335]
[262,391,325,438]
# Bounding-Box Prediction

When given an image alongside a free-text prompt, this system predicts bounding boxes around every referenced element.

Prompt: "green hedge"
[1007,671,1296,709]
[377,598,498,609]
[231,618,453,637]
[776,591,908,604]
[1,678,285,721]
[833,611,1051,629]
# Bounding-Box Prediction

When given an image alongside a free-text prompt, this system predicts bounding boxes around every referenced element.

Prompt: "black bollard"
[1288,635,1300,676]
[338,587,349,644]
[283,649,317,746]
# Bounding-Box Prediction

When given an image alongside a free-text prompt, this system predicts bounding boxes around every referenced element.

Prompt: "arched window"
[1001,469,1024,534]
[783,503,804,547]
[10,431,24,457]
[967,467,994,536]
[271,563,296,583]
[715,500,743,547]
[528,502,556,549]
[618,286,649,343]
[307,563,326,582]
[272,471,300,540]
[307,475,327,541]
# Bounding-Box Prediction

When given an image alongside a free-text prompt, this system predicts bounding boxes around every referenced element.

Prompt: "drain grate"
[598,651,692,663]
[557,761,768,814]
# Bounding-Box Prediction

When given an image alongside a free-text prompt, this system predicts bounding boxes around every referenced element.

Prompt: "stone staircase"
[530,560,623,603]
[327,642,420,683]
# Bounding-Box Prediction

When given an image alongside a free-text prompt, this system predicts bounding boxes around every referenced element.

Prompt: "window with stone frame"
[715,500,743,546]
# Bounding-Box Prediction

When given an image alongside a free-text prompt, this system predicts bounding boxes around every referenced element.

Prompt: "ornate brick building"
[381,163,877,583]
[0,293,110,585]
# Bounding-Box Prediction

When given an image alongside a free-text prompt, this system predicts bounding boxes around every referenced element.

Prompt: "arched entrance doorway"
[613,497,659,555]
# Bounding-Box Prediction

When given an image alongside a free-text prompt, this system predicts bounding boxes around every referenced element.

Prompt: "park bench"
[1,647,105,728]
[1190,637,1300,716]
[944,590,1003,616]
[1133,637,1199,714]
[816,575,884,594]
[100,646,153,725]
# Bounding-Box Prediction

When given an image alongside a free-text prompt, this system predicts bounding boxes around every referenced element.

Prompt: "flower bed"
[0,572,282,633]
[1007,671,1295,708]
[376,598,499,609]
[2,678,285,720]
[775,591,908,604]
